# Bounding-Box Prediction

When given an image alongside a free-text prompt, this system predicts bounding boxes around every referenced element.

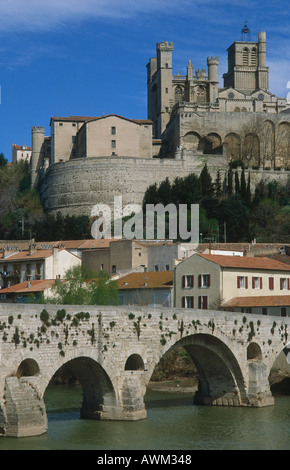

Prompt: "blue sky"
[0,0,290,161]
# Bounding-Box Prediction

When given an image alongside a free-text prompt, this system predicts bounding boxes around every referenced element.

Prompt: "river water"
[0,385,289,450]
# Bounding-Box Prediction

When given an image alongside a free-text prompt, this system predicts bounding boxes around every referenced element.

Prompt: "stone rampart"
[40,156,290,217]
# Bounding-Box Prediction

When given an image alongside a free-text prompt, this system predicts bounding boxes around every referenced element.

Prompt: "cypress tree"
[234,171,240,194]
[227,165,233,196]
[240,168,247,200]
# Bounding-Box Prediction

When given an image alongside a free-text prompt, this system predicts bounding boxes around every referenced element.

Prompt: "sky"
[0,0,290,161]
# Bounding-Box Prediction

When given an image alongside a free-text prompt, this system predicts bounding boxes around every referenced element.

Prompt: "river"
[0,384,289,450]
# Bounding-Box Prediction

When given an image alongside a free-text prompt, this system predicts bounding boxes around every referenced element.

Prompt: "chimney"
[29,243,37,256]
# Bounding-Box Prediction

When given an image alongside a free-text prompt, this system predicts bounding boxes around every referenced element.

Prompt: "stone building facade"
[30,26,290,216]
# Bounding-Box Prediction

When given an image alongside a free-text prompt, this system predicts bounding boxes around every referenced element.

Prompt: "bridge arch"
[42,354,119,420]
[16,358,40,378]
[125,354,145,371]
[247,342,262,361]
[148,332,248,406]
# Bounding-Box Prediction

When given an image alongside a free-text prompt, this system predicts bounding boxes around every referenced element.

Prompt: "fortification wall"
[40,155,290,217]
[40,155,228,216]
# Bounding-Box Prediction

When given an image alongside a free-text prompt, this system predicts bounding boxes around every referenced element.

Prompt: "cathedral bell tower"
[223,24,269,92]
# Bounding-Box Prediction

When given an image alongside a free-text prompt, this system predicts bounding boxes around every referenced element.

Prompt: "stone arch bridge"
[0,304,288,437]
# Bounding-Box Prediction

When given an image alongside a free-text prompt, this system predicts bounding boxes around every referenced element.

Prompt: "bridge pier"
[247,362,274,407]
[2,377,47,437]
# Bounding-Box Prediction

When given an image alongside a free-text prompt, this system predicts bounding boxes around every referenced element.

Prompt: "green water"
[0,385,289,450]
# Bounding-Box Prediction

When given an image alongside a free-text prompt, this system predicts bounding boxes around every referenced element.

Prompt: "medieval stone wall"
[40,154,290,217]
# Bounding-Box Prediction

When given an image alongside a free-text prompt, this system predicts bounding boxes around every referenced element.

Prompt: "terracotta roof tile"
[223,296,290,308]
[196,254,290,271]
[0,279,55,294]
[0,249,55,261]
[117,271,173,290]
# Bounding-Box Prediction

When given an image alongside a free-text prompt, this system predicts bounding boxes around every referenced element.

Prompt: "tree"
[214,170,223,198]
[227,165,233,196]
[47,265,118,305]
[0,153,8,168]
[199,164,213,199]
[234,171,240,194]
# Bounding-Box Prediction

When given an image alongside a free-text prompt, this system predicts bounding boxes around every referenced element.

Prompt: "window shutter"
[280,278,283,290]
[191,275,194,287]
[190,296,194,308]
[260,277,263,289]
[182,276,185,288]
[203,296,208,309]
[198,296,201,309]
[182,297,185,308]
[198,275,201,287]
[245,276,248,289]
[288,279,290,291]
[207,274,211,287]
[237,276,240,288]
[269,277,274,290]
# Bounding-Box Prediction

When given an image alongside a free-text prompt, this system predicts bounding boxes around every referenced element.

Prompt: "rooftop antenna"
[241,21,251,41]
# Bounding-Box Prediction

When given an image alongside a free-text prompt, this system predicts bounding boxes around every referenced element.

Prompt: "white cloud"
[0,0,193,32]
[0,0,256,33]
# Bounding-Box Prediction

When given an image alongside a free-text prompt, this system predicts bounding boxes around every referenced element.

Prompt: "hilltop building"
[29,25,290,216]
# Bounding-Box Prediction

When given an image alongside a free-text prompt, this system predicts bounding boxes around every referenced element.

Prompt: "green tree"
[227,165,233,196]
[234,171,240,194]
[199,164,213,199]
[0,153,8,168]
[47,265,118,305]
[214,170,223,198]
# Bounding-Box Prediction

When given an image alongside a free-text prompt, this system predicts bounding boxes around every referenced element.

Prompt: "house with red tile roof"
[174,253,290,316]
[0,279,56,303]
[0,245,81,289]
[117,271,173,307]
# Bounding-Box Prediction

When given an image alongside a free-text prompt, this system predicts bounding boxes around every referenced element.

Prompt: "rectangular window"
[237,276,248,289]
[252,277,262,289]
[262,308,268,315]
[182,274,194,288]
[26,264,31,275]
[281,307,287,317]
[182,296,194,308]
[198,274,210,288]
[165,264,170,271]
[198,295,208,309]
[111,127,116,135]
[36,263,42,276]
[111,140,116,148]
[112,265,116,273]
[280,278,290,290]
[155,265,159,272]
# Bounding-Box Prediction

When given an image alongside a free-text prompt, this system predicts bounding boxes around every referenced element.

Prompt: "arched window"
[174,85,183,104]
[251,48,257,65]
[242,48,249,65]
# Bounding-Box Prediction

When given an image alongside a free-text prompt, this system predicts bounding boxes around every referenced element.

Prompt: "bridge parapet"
[0,304,288,437]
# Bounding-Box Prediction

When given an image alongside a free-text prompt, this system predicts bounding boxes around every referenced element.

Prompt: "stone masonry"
[0,303,288,437]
